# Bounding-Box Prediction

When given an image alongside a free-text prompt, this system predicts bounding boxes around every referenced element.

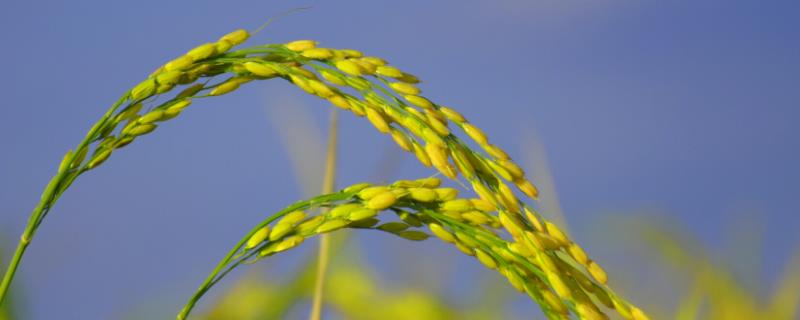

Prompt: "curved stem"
[176,192,349,320]
[0,239,27,305]
[310,110,339,320]
[177,220,274,320]
[0,94,129,305]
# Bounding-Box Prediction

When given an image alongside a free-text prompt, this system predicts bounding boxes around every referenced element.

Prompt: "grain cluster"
[2,28,647,320]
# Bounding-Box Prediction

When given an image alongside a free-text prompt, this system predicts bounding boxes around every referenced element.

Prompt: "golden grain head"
[329,203,362,218]
[361,56,387,66]
[428,223,455,243]
[243,62,280,77]
[463,123,489,146]
[164,55,195,72]
[281,210,308,225]
[587,261,608,284]
[176,83,205,99]
[130,79,157,101]
[546,272,573,299]
[57,149,75,173]
[365,107,391,133]
[576,303,606,320]
[544,221,569,245]
[289,74,315,94]
[425,143,450,168]
[345,76,371,91]
[87,149,112,169]
[138,107,167,122]
[339,49,363,58]
[320,69,347,86]
[354,60,377,74]
[475,249,498,269]
[214,40,234,54]
[375,65,404,78]
[219,29,249,46]
[273,235,304,253]
[389,128,414,152]
[208,80,240,96]
[541,289,568,314]
[470,199,495,212]
[484,144,510,160]
[125,123,157,137]
[155,70,183,86]
[452,149,477,179]
[342,182,372,193]
[286,40,317,51]
[308,79,335,98]
[454,232,480,248]
[365,191,398,210]
[497,182,521,213]
[316,219,350,233]
[454,241,475,256]
[389,82,421,95]
[327,95,351,110]
[499,212,523,238]
[301,48,334,59]
[568,243,589,265]
[334,60,363,76]
[398,72,420,84]
[348,208,378,221]
[433,188,459,201]
[413,177,442,188]
[440,199,473,212]
[515,178,539,199]
[245,226,270,249]
[268,222,293,241]
[186,43,218,61]
[499,159,525,179]
[404,95,434,109]
[355,186,388,201]
[408,187,437,202]
[504,269,526,292]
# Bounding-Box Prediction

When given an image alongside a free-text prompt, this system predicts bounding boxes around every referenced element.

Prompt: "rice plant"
[0,26,646,320]
[618,218,800,320]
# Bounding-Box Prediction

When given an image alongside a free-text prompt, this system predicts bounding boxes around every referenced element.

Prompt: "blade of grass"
[521,129,569,233]
[265,96,325,196]
[310,110,339,320]
[766,251,800,319]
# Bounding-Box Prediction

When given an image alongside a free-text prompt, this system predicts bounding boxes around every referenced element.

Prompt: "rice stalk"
[252,99,400,320]
[310,110,339,320]
[0,27,644,320]
[179,178,639,320]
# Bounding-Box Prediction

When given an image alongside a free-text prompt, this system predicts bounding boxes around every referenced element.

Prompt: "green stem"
[0,94,130,305]
[0,166,67,305]
[0,237,27,305]
[176,192,350,320]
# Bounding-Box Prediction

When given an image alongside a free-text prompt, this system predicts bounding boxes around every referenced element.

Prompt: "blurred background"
[1,1,798,319]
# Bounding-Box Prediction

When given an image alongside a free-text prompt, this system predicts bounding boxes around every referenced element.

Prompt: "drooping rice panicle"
[179,179,642,320]
[0,27,646,320]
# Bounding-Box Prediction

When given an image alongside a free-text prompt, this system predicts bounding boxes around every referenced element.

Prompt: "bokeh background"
[1,1,798,319]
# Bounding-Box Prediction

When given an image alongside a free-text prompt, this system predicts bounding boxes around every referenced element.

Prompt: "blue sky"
[1,1,798,318]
